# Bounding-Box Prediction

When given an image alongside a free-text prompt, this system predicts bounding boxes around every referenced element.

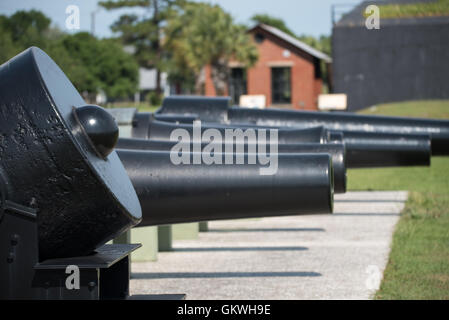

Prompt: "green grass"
[375,192,449,299]
[348,157,449,193]
[362,0,449,19]
[104,102,160,113]
[359,100,449,119]
[347,99,449,299]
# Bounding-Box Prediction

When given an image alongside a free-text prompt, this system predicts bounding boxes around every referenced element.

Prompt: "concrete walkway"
[130,191,408,300]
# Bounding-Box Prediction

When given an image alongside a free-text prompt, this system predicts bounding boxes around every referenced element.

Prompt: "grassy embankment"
[105,101,160,113]
[377,0,449,19]
[347,100,449,299]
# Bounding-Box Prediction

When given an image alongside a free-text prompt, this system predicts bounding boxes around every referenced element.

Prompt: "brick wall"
[205,28,322,110]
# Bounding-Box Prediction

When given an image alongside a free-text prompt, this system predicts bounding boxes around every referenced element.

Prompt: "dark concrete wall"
[332,18,449,111]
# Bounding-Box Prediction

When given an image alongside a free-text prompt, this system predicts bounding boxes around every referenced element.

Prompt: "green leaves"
[57,33,139,99]
[101,0,184,95]
[99,0,152,10]
[0,10,139,100]
[377,0,449,19]
[251,13,296,37]
[165,3,258,95]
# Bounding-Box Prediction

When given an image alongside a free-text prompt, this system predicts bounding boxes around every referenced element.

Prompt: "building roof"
[250,24,332,63]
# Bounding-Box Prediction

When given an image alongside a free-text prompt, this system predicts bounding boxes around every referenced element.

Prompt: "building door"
[229,68,247,105]
[271,67,291,105]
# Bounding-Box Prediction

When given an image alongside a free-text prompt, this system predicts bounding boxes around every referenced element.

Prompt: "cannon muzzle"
[116,150,334,226]
[116,138,347,193]
[340,131,431,168]
[158,96,449,155]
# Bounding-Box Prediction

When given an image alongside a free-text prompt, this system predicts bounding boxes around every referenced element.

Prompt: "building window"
[271,67,291,104]
[229,68,247,105]
[254,33,265,43]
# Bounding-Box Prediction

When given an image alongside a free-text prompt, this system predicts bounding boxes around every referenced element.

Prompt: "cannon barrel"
[339,131,431,168]
[159,95,230,122]
[0,47,142,260]
[116,150,334,226]
[128,113,431,168]
[116,138,347,193]
[153,113,199,124]
[136,116,330,144]
[158,96,449,155]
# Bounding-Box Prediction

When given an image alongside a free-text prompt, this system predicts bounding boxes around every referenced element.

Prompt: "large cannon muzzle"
[117,150,334,226]
[340,131,431,168]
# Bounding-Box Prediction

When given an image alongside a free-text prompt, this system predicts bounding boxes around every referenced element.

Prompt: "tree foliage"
[0,10,139,100]
[378,0,449,18]
[251,13,331,56]
[251,13,296,37]
[0,10,51,62]
[59,33,139,99]
[166,3,258,95]
[99,0,184,95]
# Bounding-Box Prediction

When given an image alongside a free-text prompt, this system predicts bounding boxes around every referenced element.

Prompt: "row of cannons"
[0,47,447,299]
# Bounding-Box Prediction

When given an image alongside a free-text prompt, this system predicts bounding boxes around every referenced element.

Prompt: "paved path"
[130,191,408,300]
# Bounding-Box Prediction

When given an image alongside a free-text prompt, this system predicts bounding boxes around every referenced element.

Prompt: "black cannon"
[153,113,199,124]
[117,150,334,226]
[0,47,143,299]
[157,95,447,155]
[119,111,431,169]
[0,48,335,299]
[133,114,333,144]
[116,138,347,194]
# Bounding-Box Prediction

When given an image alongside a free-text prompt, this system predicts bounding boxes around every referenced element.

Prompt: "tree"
[0,10,52,63]
[0,17,21,63]
[166,3,258,95]
[59,32,139,100]
[3,10,51,49]
[99,0,183,96]
[45,41,96,96]
[0,10,139,100]
[251,13,331,55]
[297,34,331,56]
[251,13,296,37]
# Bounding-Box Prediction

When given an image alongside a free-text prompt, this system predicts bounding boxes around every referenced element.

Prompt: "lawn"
[105,101,160,113]
[347,99,449,299]
[377,0,449,19]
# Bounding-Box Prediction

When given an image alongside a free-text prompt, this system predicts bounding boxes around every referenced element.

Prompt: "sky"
[0,0,362,38]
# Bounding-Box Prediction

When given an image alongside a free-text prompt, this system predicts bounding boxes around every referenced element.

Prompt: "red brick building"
[204,24,331,110]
